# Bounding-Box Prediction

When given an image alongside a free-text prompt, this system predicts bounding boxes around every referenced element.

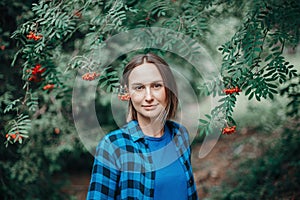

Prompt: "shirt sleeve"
[86,137,120,200]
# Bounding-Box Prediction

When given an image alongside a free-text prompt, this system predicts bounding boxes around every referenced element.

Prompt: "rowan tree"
[1,0,299,199]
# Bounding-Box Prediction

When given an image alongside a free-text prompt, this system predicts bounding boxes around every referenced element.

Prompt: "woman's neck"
[137,116,165,138]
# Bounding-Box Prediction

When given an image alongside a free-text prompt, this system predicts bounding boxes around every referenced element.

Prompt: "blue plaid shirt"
[87,120,198,200]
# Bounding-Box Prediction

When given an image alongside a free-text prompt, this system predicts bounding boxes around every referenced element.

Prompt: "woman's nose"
[145,87,153,101]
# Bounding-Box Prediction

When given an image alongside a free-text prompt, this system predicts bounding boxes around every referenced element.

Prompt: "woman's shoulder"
[102,126,130,143]
[99,120,139,145]
[96,121,142,155]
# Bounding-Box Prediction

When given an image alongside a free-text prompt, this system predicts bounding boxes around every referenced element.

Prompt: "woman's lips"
[142,104,158,110]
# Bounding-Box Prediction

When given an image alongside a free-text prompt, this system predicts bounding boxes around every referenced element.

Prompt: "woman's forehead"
[128,63,163,84]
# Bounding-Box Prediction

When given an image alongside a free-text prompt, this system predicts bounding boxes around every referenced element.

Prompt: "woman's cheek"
[154,90,166,101]
[130,92,143,103]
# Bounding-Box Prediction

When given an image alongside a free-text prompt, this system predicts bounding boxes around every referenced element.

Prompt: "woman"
[87,53,198,200]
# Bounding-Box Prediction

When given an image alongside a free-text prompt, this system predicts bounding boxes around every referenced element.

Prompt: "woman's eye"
[153,83,162,89]
[135,85,144,90]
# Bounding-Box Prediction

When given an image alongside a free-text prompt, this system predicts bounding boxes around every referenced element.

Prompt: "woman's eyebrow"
[130,80,164,85]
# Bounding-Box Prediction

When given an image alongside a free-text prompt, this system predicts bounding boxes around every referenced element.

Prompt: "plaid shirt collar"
[122,120,182,142]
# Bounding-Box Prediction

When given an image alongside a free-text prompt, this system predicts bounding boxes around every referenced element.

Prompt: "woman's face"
[128,62,167,124]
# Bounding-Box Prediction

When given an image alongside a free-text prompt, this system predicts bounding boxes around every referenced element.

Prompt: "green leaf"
[245,87,252,95]
[268,92,274,99]
[267,83,277,89]
[205,114,211,120]
[248,92,254,100]
[254,47,262,52]
[199,119,208,124]
[271,46,280,52]
[255,94,261,101]
[106,84,112,92]
[269,88,278,94]
[99,80,108,88]
[227,116,236,125]
[218,97,227,102]
[264,54,273,62]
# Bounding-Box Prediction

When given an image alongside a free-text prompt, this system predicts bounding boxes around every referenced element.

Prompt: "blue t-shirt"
[145,125,188,200]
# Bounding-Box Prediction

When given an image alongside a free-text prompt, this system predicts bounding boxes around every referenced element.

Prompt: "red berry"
[54,128,60,135]
[43,84,55,90]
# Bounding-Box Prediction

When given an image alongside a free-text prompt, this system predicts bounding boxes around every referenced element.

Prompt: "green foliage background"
[0,0,299,199]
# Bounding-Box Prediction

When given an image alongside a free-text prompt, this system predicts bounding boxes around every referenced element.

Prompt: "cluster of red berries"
[27,64,56,92]
[118,93,130,101]
[26,31,43,41]
[43,84,55,91]
[82,72,100,81]
[6,132,22,141]
[28,64,46,82]
[222,126,236,135]
[222,86,241,134]
[223,86,242,95]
